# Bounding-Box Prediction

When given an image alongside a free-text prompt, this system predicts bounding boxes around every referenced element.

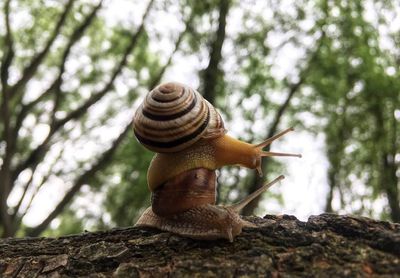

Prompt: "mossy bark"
[0,213,399,277]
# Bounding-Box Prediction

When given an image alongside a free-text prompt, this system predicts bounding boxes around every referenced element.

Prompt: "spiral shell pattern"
[133,82,225,153]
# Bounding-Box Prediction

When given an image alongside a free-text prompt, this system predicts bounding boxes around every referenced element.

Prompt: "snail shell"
[151,168,216,217]
[133,82,226,153]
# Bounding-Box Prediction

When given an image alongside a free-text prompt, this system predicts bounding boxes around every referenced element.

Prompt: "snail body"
[133,82,300,241]
[151,168,216,217]
[147,134,269,191]
[136,175,285,242]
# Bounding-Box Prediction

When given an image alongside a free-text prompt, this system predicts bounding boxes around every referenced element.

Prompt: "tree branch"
[11,0,146,183]
[325,95,350,213]
[0,0,14,93]
[149,8,195,89]
[201,0,230,105]
[241,77,304,215]
[373,98,400,222]
[10,0,75,98]
[11,0,153,180]
[0,0,15,237]
[3,0,82,202]
[0,0,14,158]
[12,148,66,234]
[25,5,196,235]
[242,32,325,216]
[11,1,103,150]
[11,142,66,223]
[51,0,104,125]
[11,165,36,221]
[54,0,154,127]
[26,121,132,237]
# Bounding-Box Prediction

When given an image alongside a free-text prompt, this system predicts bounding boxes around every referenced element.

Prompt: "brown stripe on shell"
[134,107,210,153]
[142,96,196,121]
[133,82,226,153]
[202,100,227,139]
[134,98,208,141]
[144,84,193,112]
[135,90,204,136]
[152,82,184,102]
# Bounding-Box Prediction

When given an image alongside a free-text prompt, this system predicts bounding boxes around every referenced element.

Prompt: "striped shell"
[133,82,226,153]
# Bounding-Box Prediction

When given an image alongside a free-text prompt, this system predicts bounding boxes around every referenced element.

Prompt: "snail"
[133,82,301,242]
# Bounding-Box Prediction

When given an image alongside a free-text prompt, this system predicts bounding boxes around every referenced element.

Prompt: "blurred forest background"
[0,0,399,238]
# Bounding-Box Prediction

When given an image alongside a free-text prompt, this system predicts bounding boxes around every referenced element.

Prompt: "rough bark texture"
[0,213,399,277]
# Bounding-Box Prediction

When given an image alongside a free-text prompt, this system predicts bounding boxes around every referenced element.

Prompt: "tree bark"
[0,214,398,277]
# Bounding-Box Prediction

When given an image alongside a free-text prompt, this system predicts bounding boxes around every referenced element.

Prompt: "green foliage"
[1,0,399,238]
[302,0,400,219]
[42,209,84,237]
[102,134,154,227]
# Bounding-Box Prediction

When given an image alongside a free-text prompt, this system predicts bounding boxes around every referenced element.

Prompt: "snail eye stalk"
[254,127,302,176]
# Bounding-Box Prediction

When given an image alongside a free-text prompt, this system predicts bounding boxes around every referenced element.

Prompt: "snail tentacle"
[253,128,302,176]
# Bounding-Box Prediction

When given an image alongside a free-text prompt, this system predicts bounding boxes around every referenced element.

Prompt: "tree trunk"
[241,77,304,216]
[383,152,400,223]
[0,214,398,277]
[201,0,230,105]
